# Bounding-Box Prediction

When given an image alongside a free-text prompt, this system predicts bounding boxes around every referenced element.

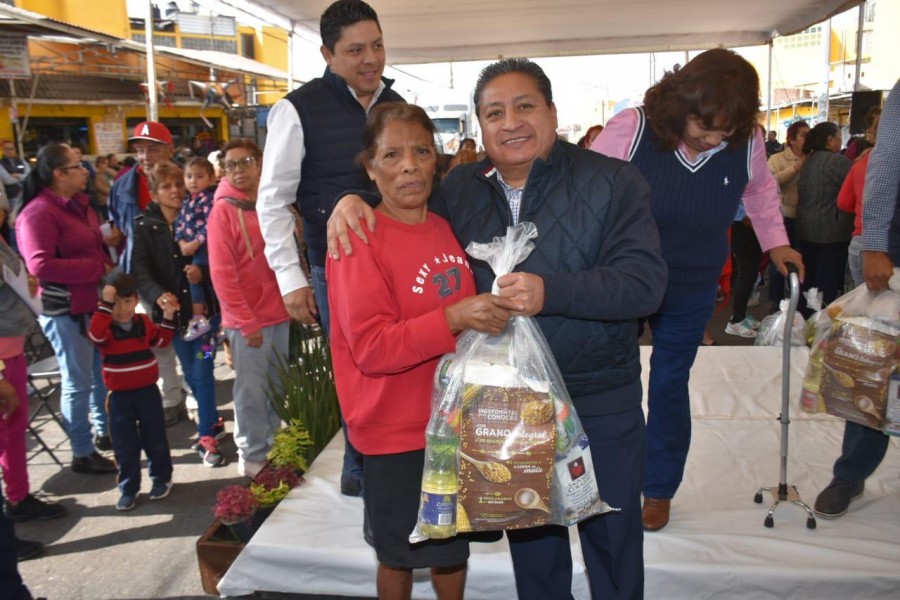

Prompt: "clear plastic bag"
[411,223,615,543]
[755,298,807,347]
[799,280,900,433]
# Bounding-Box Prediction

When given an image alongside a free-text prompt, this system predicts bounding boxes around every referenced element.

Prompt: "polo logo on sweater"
[723,177,730,186]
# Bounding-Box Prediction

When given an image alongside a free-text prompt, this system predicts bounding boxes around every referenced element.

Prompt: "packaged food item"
[411,223,615,543]
[457,363,556,531]
[800,283,900,432]
[884,373,900,436]
[755,298,806,347]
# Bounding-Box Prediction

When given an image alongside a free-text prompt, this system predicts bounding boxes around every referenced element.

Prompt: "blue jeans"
[172,314,220,438]
[847,235,864,288]
[39,314,109,456]
[188,245,208,305]
[644,278,718,499]
[108,385,172,496]
[312,264,363,487]
[508,407,646,600]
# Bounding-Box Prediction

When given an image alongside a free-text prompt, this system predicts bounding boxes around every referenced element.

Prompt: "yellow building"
[756,0,898,139]
[0,0,291,157]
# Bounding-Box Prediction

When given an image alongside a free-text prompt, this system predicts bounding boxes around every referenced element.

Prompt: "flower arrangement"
[250,466,304,507]
[267,323,341,467]
[213,485,258,524]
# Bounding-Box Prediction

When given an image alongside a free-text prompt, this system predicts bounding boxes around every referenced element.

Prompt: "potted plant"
[213,485,259,543]
[267,323,342,467]
[250,465,304,524]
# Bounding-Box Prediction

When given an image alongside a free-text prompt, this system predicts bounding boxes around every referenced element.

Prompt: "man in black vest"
[257,0,404,497]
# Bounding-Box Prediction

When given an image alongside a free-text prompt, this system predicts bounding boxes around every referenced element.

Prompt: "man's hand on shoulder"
[326,194,377,260]
[284,287,318,325]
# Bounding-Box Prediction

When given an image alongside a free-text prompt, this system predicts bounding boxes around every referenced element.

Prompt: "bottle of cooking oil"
[419,431,459,538]
[800,344,825,412]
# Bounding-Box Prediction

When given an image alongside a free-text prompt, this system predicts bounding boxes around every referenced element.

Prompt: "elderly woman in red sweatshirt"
[207,139,289,478]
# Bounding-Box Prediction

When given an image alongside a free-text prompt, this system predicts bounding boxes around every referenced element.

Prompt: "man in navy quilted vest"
[329,58,667,600]
[256,0,404,497]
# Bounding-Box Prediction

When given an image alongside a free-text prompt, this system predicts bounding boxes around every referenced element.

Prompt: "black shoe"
[16,537,44,562]
[5,494,67,522]
[814,478,864,518]
[94,434,113,452]
[71,451,117,474]
[340,476,363,497]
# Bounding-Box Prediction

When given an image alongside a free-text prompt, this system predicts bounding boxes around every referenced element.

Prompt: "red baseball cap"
[129,121,173,146]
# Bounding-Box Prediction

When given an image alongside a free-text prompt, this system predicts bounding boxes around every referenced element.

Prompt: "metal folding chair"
[25,333,68,468]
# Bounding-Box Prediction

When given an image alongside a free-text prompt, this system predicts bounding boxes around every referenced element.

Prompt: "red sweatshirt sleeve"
[144,315,175,349]
[88,301,114,346]
[328,234,457,377]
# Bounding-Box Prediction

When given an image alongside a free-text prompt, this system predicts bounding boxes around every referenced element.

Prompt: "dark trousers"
[768,217,797,309]
[644,279,718,499]
[108,384,173,496]
[797,240,849,318]
[729,220,763,323]
[0,479,32,600]
[508,407,646,600]
[833,421,890,483]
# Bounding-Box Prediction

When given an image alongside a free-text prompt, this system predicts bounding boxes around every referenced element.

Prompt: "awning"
[0,3,288,81]
[254,0,861,64]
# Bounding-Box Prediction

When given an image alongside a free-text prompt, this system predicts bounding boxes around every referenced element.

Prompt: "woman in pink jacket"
[207,139,289,477]
[16,144,118,475]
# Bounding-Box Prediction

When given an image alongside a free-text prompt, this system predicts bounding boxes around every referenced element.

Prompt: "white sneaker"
[742,314,761,330]
[725,319,758,338]
[237,457,266,478]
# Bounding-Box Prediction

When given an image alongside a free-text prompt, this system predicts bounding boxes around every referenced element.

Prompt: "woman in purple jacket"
[16,144,119,474]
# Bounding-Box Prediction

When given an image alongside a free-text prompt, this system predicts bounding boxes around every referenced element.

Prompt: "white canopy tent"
[239,0,861,64]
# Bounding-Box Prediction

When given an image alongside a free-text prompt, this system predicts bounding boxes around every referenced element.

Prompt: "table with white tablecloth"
[219,346,900,599]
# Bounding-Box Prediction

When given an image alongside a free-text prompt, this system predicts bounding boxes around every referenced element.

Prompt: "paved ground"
[16,354,247,600]
[13,286,774,600]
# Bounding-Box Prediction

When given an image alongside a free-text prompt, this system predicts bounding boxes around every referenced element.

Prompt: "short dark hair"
[185,156,215,178]
[358,102,437,165]
[320,0,381,53]
[786,120,810,142]
[643,48,760,151]
[802,121,840,154]
[474,58,553,118]
[102,270,137,298]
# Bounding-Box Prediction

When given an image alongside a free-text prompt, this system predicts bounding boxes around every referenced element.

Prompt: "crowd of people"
[1,0,897,598]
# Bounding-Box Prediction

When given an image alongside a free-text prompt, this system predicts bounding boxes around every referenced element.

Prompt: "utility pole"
[145,0,159,121]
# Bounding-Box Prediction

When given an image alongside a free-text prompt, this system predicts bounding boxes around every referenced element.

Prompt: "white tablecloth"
[219,346,900,599]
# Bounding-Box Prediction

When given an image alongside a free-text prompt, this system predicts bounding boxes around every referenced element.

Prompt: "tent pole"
[767,40,774,133]
[854,1,865,91]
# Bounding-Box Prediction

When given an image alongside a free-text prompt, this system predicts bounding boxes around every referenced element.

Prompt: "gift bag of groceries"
[411,223,615,543]
[799,277,900,435]
[755,298,807,347]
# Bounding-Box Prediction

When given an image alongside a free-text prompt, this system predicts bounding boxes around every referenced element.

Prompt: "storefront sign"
[0,33,31,79]
[94,121,126,155]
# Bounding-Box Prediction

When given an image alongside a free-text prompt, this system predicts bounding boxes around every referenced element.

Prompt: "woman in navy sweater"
[592,48,805,531]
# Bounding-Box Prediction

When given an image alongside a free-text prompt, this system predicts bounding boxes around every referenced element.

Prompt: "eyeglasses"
[223,156,257,173]
[58,163,86,172]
